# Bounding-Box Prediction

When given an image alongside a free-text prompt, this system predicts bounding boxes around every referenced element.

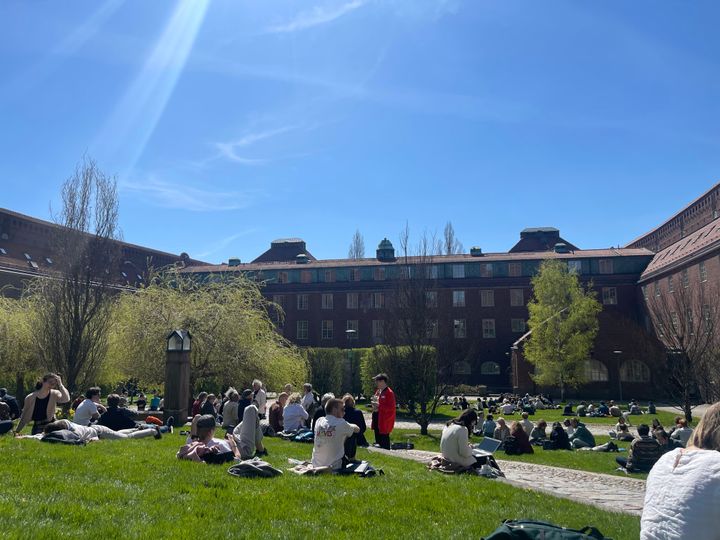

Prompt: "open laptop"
[472,437,502,458]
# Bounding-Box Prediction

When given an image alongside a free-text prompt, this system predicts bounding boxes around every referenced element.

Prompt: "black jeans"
[616,457,628,468]
[374,431,390,450]
[0,420,13,435]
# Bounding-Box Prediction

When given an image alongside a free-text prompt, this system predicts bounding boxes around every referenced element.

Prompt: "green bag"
[483,520,610,540]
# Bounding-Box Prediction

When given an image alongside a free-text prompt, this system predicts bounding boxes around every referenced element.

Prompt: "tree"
[305,348,343,396]
[443,221,463,255]
[0,294,39,396]
[645,276,720,422]
[29,157,121,395]
[524,259,602,401]
[348,229,365,259]
[108,268,306,394]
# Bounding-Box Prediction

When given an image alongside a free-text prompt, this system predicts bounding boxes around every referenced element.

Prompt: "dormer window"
[0,248,6,255]
[29,261,39,269]
[24,253,32,260]
[121,272,128,278]
[45,258,53,265]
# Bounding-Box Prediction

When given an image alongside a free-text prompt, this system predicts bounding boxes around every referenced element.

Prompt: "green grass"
[0,432,640,539]
[393,429,648,478]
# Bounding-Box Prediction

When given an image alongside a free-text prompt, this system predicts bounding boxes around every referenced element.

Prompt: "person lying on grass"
[311,398,360,471]
[41,419,162,442]
[178,414,242,464]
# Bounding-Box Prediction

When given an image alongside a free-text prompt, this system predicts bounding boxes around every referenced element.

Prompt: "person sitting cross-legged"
[178,414,241,464]
[440,409,478,468]
[97,393,138,431]
[568,418,595,449]
[480,414,496,438]
[549,421,572,450]
[268,392,288,433]
[616,424,662,473]
[530,419,547,444]
[311,398,360,471]
[282,393,309,432]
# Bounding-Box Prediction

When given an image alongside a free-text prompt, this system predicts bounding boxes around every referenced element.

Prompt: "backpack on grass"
[483,520,610,540]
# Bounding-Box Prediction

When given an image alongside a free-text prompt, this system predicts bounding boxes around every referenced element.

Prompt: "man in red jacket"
[371,373,396,450]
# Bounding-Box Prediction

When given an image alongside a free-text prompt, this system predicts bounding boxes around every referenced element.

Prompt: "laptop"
[472,437,502,458]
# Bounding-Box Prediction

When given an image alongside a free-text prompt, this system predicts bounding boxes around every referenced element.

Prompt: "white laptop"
[472,437,502,457]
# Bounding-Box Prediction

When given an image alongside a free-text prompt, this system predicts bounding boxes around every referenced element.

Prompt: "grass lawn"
[0,432,640,539]
[392,429,648,479]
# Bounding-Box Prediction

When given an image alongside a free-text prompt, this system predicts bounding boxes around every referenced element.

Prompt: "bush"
[305,348,343,396]
[449,384,487,396]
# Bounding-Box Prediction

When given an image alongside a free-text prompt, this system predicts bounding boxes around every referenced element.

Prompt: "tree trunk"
[15,371,24,400]
[420,419,428,436]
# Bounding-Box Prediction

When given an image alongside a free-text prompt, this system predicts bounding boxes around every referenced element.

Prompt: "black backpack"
[503,436,519,455]
[483,520,610,540]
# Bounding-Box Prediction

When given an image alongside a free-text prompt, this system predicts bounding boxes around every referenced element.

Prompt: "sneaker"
[255,449,268,457]
[154,426,162,440]
[165,416,174,433]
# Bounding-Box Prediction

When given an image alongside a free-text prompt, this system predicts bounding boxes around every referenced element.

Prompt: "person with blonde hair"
[641,402,720,539]
[221,388,240,430]
[282,392,308,432]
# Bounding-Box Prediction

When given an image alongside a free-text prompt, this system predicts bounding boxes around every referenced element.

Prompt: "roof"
[183,247,654,274]
[639,217,720,281]
[251,238,316,263]
[510,227,579,253]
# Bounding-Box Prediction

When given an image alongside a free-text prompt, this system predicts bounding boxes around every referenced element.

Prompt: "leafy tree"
[524,259,601,401]
[29,157,121,395]
[348,229,365,259]
[0,294,39,396]
[305,348,343,395]
[108,268,307,393]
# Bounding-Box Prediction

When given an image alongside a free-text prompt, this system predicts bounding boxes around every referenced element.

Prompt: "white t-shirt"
[253,388,267,415]
[641,448,720,540]
[61,420,100,442]
[311,415,355,470]
[501,403,515,415]
[301,392,314,411]
[73,399,99,426]
[520,419,534,435]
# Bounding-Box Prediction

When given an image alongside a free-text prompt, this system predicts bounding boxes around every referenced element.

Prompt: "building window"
[641,285,648,302]
[700,261,707,283]
[400,266,413,279]
[681,269,689,288]
[301,271,312,284]
[655,282,661,298]
[346,320,359,339]
[370,292,385,309]
[668,275,674,293]
[321,320,333,340]
[321,293,333,310]
[277,271,288,284]
[452,290,465,307]
[0,248,6,255]
[374,267,385,281]
[584,360,609,382]
[671,312,679,331]
[346,293,359,309]
[482,319,496,338]
[602,287,617,305]
[510,289,524,307]
[426,265,439,279]
[480,361,501,375]
[272,294,285,309]
[453,319,466,339]
[598,259,613,274]
[297,294,309,310]
[425,291,438,308]
[567,260,582,274]
[480,290,494,307]
[23,253,31,261]
[427,319,439,339]
[296,321,309,340]
[349,268,361,282]
[372,320,384,341]
[452,264,465,279]
[324,270,335,283]
[511,319,526,333]
[508,262,521,277]
[620,359,651,383]
[480,263,493,278]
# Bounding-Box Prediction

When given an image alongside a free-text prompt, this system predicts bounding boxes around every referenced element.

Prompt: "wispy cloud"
[120,177,257,212]
[267,0,367,34]
[194,230,256,259]
[214,125,297,164]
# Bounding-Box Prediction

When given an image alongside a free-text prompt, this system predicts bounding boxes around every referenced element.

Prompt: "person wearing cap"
[178,414,240,464]
[0,388,20,420]
[371,373,396,450]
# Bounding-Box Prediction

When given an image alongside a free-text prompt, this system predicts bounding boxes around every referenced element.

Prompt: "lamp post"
[165,330,192,426]
[346,328,357,398]
[613,350,623,402]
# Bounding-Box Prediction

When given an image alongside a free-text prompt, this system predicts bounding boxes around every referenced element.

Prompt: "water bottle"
[406,438,411,450]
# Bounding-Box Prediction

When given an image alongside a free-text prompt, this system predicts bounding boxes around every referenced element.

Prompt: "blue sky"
[1,1,719,263]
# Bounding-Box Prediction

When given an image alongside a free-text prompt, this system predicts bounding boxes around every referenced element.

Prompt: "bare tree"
[30,157,122,395]
[443,221,464,255]
[348,229,365,259]
[645,277,720,422]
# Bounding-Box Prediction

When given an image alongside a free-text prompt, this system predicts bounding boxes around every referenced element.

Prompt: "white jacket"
[440,423,475,468]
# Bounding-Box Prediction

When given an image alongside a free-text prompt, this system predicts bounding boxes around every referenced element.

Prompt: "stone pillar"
[165,330,192,426]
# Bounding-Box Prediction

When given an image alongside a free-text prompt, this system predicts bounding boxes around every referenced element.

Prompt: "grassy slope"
[0,434,640,539]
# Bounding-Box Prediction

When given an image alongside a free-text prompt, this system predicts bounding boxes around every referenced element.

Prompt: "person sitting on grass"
[647,401,656,415]
[221,388,240,430]
[43,418,161,442]
[655,429,683,454]
[519,411,534,436]
[311,398,360,471]
[0,402,13,435]
[616,423,661,473]
[282,392,309,432]
[191,392,207,417]
[549,421,571,450]
[505,421,534,455]
[268,392,288,433]
[233,402,266,459]
[530,420,547,444]
[200,394,218,418]
[608,400,622,418]
[178,414,241,464]
[500,401,515,415]
[0,388,21,420]
[650,418,663,436]
[342,394,367,460]
[629,400,642,415]
[73,387,107,427]
[481,414,496,438]
[440,409,478,468]
[597,401,609,416]
[312,393,335,432]
[97,393,139,431]
[641,402,720,539]
[493,417,510,445]
[576,401,587,417]
[568,418,595,449]
[670,418,693,447]
[15,373,70,436]
[562,403,573,416]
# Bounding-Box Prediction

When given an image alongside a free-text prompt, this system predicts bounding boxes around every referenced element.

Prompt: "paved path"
[368,447,646,516]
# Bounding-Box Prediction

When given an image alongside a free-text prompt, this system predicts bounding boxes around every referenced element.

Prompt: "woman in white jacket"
[283,392,309,432]
[641,401,720,540]
[440,410,478,468]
